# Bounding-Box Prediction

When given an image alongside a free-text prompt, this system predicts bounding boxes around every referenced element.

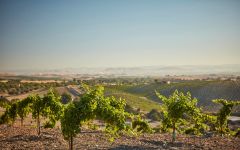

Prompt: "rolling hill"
[105,80,240,112]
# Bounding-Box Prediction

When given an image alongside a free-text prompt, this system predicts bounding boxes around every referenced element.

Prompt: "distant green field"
[104,87,161,112]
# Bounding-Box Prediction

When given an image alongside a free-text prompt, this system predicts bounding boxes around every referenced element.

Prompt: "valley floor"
[0,125,239,150]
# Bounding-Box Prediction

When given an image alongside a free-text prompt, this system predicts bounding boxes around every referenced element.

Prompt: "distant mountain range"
[1,64,240,76]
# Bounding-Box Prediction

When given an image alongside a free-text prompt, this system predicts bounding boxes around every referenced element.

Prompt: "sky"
[0,0,240,71]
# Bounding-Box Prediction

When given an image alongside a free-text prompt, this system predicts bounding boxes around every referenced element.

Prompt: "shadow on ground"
[109,145,157,150]
[1,132,56,143]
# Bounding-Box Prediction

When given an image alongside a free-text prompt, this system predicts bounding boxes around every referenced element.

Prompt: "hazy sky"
[0,0,240,70]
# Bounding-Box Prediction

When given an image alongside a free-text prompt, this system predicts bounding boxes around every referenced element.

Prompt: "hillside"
[105,80,240,112]
[105,87,161,112]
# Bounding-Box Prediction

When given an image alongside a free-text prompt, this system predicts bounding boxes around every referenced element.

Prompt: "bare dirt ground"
[0,125,240,150]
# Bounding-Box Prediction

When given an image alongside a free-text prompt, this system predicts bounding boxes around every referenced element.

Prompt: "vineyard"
[105,80,240,112]
[1,0,240,149]
[0,83,240,150]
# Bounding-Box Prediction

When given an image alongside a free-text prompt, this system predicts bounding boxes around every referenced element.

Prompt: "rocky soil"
[0,125,240,150]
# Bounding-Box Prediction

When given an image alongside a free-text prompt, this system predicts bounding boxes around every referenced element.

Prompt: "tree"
[42,89,63,128]
[60,86,129,150]
[7,102,18,125]
[0,88,63,135]
[16,97,32,126]
[212,99,240,135]
[0,97,10,124]
[156,90,202,142]
[61,102,81,150]
[0,102,18,125]
[31,89,63,135]
[31,94,45,135]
